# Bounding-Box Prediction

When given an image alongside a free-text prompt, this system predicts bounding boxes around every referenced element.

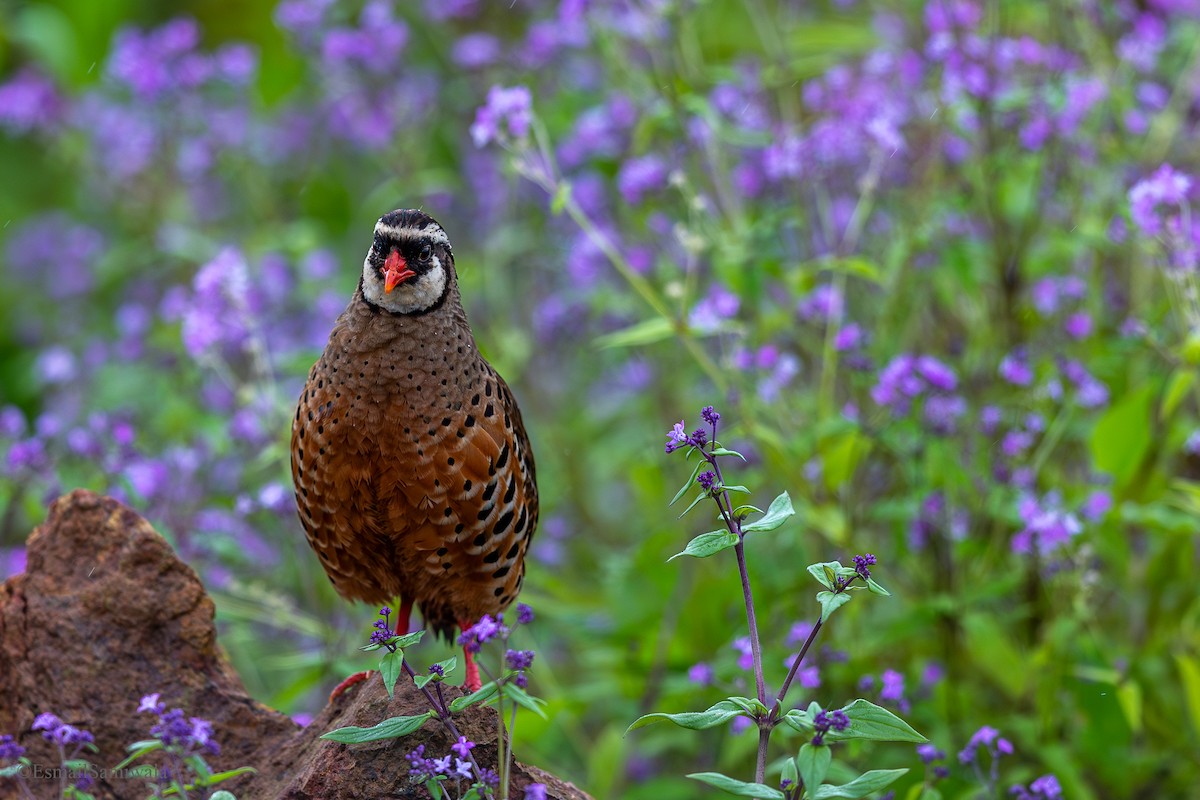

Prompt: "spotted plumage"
[291,209,537,689]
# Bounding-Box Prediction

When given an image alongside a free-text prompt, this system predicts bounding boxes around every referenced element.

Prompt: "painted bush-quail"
[291,209,538,692]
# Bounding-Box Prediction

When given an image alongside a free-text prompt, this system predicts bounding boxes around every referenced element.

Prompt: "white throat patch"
[362,253,449,314]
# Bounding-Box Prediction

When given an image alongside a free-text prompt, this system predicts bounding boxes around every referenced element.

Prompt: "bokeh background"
[2,0,1199,797]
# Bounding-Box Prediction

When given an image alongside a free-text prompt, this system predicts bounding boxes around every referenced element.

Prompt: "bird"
[290,208,538,694]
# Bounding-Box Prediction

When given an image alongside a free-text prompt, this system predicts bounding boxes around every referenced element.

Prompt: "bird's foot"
[329,670,374,701]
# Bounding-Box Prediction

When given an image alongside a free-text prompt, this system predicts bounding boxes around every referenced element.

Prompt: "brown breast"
[290,286,538,637]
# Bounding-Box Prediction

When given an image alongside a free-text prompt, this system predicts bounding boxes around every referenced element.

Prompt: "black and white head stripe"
[374,209,451,250]
[361,209,455,315]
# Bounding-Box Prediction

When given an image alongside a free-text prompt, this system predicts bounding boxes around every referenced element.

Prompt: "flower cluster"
[917,743,950,780]
[810,709,850,745]
[958,725,1014,765]
[871,355,965,434]
[1010,774,1064,800]
[0,734,26,762]
[32,712,94,749]
[506,649,536,689]
[370,606,396,646]
[138,693,221,757]
[406,742,479,783]
[457,614,510,655]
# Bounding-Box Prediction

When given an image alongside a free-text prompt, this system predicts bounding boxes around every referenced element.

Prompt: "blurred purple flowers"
[472,85,534,147]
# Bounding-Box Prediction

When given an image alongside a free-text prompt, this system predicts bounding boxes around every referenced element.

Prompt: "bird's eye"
[419,244,432,262]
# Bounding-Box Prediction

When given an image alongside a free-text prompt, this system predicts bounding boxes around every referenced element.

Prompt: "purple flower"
[999,351,1033,386]
[697,471,717,493]
[732,637,754,671]
[181,247,252,358]
[471,85,533,147]
[880,669,905,703]
[1064,312,1092,339]
[451,736,475,758]
[687,662,715,685]
[506,649,535,670]
[1129,163,1192,237]
[525,784,549,800]
[0,68,62,133]
[1082,490,1112,522]
[689,285,739,331]
[1011,774,1064,800]
[812,708,851,745]
[458,614,509,654]
[452,33,502,68]
[0,734,25,762]
[701,406,720,426]
[958,725,1013,765]
[617,154,668,204]
[853,553,877,580]
[797,284,844,322]
[516,603,535,625]
[138,693,165,714]
[1013,493,1082,555]
[917,743,945,764]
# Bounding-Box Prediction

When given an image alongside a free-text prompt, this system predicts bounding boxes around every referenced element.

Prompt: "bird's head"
[361,209,456,314]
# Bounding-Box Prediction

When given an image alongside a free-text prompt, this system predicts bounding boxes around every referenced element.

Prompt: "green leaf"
[865,577,890,596]
[671,461,706,506]
[781,757,799,789]
[725,695,769,716]
[501,682,548,719]
[1161,368,1196,420]
[722,484,751,494]
[113,740,164,770]
[711,447,747,460]
[812,769,907,799]
[320,712,433,743]
[594,317,674,349]
[807,562,838,590]
[742,492,795,532]
[626,700,746,734]
[825,700,926,743]
[679,491,711,518]
[450,681,500,712]
[733,504,764,516]
[414,656,458,689]
[209,793,238,800]
[391,630,426,649]
[816,590,852,621]
[798,743,831,792]
[1090,385,1153,487]
[781,704,819,734]
[0,763,25,778]
[1175,654,1200,739]
[686,772,786,799]
[201,767,257,786]
[669,530,738,561]
[380,650,403,698]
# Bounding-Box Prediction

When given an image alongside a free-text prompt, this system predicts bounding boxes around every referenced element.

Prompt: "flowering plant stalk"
[629,406,926,799]
[321,606,544,800]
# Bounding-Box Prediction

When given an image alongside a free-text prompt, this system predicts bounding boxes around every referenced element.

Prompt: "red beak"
[383,249,416,293]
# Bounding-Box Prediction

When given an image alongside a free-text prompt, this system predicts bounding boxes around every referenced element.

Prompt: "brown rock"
[0,490,589,800]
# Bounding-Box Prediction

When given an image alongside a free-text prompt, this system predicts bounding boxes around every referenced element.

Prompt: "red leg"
[396,599,413,635]
[329,670,373,701]
[458,618,483,693]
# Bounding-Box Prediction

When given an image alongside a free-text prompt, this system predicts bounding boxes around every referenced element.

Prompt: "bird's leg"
[458,618,483,693]
[329,599,414,702]
[396,599,414,635]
